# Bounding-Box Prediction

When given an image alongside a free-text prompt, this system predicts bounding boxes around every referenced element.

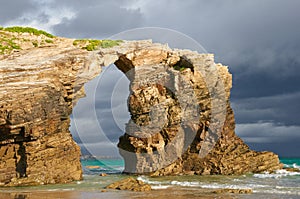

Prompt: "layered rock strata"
[0,31,281,186]
[115,46,282,175]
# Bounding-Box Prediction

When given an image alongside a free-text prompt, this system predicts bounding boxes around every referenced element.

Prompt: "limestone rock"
[0,29,156,186]
[106,177,152,192]
[115,45,282,176]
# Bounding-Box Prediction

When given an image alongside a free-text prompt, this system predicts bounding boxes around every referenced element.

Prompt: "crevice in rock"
[16,143,27,178]
[172,56,194,72]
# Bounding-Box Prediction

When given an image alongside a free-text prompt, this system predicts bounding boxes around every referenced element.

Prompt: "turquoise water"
[79,158,300,198]
[81,159,124,174]
[0,158,299,198]
[280,158,300,169]
[80,157,300,175]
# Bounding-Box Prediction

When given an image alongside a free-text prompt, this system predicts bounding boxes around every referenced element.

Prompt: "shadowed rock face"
[0,32,281,186]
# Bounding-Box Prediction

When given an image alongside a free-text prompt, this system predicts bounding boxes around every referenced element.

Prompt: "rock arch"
[0,40,281,186]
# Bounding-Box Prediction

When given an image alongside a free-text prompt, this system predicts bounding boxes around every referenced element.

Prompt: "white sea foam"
[138,176,268,190]
[47,188,75,192]
[137,172,299,196]
[170,181,200,187]
[293,163,300,169]
[283,164,290,168]
[137,176,166,185]
[62,188,75,191]
[253,169,300,179]
[199,183,266,189]
[47,189,59,192]
[151,185,170,190]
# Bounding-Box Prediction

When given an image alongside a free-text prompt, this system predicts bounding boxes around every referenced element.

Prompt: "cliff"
[0,28,282,186]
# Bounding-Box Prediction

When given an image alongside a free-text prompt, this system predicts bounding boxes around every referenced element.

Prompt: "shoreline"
[0,158,299,199]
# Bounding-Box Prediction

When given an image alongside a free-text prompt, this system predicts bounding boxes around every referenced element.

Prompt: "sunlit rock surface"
[0,30,281,186]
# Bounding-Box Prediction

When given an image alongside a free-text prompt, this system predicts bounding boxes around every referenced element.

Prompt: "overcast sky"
[1,0,299,157]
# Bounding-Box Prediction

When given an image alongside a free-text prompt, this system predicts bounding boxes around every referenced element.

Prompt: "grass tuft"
[73,39,123,51]
[100,40,123,48]
[45,39,53,43]
[173,64,188,71]
[0,37,21,54]
[3,26,55,38]
[32,41,38,47]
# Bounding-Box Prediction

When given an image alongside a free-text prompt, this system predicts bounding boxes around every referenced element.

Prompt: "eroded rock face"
[114,45,282,176]
[0,40,88,186]
[0,36,171,186]
[0,31,281,186]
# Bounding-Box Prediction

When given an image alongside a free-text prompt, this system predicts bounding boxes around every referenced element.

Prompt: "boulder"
[106,177,151,192]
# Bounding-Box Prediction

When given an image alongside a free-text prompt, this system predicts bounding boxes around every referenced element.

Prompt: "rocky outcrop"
[0,29,282,186]
[115,45,282,176]
[106,177,152,191]
[0,34,89,186]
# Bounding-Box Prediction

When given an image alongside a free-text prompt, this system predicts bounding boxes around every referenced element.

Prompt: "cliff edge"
[0,27,282,186]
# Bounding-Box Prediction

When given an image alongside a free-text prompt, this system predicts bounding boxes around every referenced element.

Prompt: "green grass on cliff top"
[73,39,123,51]
[2,26,55,38]
[0,26,123,54]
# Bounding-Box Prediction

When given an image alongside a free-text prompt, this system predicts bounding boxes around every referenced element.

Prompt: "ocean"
[0,158,299,199]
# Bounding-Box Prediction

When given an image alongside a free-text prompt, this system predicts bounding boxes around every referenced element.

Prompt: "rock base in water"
[106,177,152,192]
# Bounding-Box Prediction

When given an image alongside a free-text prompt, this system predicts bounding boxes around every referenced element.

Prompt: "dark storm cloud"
[247,142,299,158]
[52,0,143,38]
[0,0,36,24]
[232,92,300,126]
[236,122,300,157]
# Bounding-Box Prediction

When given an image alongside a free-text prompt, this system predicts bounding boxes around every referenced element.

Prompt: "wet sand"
[0,188,241,199]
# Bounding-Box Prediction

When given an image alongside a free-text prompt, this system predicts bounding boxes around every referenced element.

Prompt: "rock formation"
[0,28,282,186]
[106,177,152,192]
[113,44,282,176]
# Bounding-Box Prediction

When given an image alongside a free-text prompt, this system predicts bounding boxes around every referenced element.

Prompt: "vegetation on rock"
[100,39,123,48]
[0,26,57,55]
[173,63,188,71]
[73,39,123,51]
[0,34,21,54]
[3,26,55,38]
[45,39,53,43]
[0,26,122,56]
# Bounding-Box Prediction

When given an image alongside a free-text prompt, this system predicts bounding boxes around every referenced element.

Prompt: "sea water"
[0,158,299,199]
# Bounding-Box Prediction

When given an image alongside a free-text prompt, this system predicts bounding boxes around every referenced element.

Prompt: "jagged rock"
[0,28,282,186]
[284,168,300,172]
[106,177,152,192]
